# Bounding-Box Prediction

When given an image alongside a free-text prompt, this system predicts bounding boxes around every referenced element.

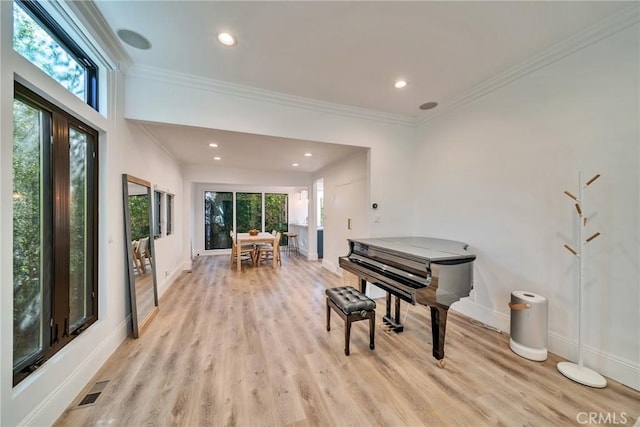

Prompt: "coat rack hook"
[585,174,601,186]
[563,244,578,256]
[564,190,578,201]
[586,232,601,243]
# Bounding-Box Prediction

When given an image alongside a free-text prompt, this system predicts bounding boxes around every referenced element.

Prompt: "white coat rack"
[557,171,607,388]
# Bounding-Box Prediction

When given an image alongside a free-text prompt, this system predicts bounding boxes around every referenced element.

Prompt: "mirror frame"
[123,174,159,338]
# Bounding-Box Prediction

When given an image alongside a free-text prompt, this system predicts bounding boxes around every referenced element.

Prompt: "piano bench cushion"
[326,286,376,314]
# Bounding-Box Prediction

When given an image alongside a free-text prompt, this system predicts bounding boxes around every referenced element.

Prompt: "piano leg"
[356,281,405,333]
[430,306,448,365]
[385,293,392,323]
[383,293,404,333]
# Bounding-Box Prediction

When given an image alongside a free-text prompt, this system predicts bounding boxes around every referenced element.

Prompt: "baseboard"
[322,258,339,274]
[451,297,510,334]
[452,298,639,391]
[548,333,640,391]
[18,317,130,426]
[157,262,185,299]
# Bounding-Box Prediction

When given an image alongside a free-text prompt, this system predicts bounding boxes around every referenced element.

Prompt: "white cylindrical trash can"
[509,291,548,361]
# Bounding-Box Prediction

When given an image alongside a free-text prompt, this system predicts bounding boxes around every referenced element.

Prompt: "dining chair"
[135,237,152,272]
[140,236,152,267]
[256,232,281,266]
[135,238,147,273]
[131,240,144,275]
[256,230,276,252]
[231,233,256,269]
[229,230,236,264]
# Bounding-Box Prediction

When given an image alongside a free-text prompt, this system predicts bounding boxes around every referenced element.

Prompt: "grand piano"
[339,237,476,365]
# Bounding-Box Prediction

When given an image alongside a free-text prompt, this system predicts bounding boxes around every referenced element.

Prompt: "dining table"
[236,232,279,270]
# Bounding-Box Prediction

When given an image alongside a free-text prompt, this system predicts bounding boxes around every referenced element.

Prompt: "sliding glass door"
[204,191,289,250]
[236,192,261,232]
[265,193,288,245]
[204,191,233,250]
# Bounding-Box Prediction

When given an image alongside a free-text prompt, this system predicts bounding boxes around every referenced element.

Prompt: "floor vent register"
[76,380,109,408]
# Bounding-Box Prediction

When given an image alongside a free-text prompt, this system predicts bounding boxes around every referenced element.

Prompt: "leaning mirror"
[123,174,159,338]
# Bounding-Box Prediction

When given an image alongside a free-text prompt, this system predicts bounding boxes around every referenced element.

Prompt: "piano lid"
[348,237,475,264]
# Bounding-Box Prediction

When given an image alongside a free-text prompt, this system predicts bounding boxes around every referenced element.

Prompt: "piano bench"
[325,286,376,356]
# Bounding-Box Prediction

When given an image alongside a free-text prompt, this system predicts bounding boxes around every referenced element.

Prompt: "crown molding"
[88,1,637,130]
[127,65,416,128]
[135,122,183,166]
[61,0,132,72]
[417,2,640,126]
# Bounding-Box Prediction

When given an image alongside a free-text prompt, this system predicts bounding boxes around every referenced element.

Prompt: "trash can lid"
[512,291,547,302]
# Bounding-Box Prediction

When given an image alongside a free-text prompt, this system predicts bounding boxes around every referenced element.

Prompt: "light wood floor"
[56,255,639,426]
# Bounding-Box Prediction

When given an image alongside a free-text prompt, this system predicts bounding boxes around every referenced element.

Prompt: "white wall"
[412,24,639,389]
[289,188,309,226]
[315,150,370,273]
[121,124,184,296]
[0,3,185,425]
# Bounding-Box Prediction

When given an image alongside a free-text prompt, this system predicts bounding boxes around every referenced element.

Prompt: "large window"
[236,193,262,232]
[204,191,233,250]
[13,83,98,385]
[12,0,99,109]
[265,193,288,245]
[204,191,289,250]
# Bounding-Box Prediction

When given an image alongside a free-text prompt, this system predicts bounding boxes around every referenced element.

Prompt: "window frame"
[13,0,99,110]
[166,193,174,236]
[153,190,163,239]
[13,82,99,386]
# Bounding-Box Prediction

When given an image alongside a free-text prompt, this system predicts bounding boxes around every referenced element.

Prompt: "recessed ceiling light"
[292,163,299,167]
[208,143,218,148]
[217,32,237,47]
[419,102,438,110]
[117,29,152,50]
[394,80,407,89]
[214,156,221,160]
[304,153,312,157]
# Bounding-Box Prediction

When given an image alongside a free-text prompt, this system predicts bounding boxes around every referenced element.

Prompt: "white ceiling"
[139,122,365,173]
[93,1,628,172]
